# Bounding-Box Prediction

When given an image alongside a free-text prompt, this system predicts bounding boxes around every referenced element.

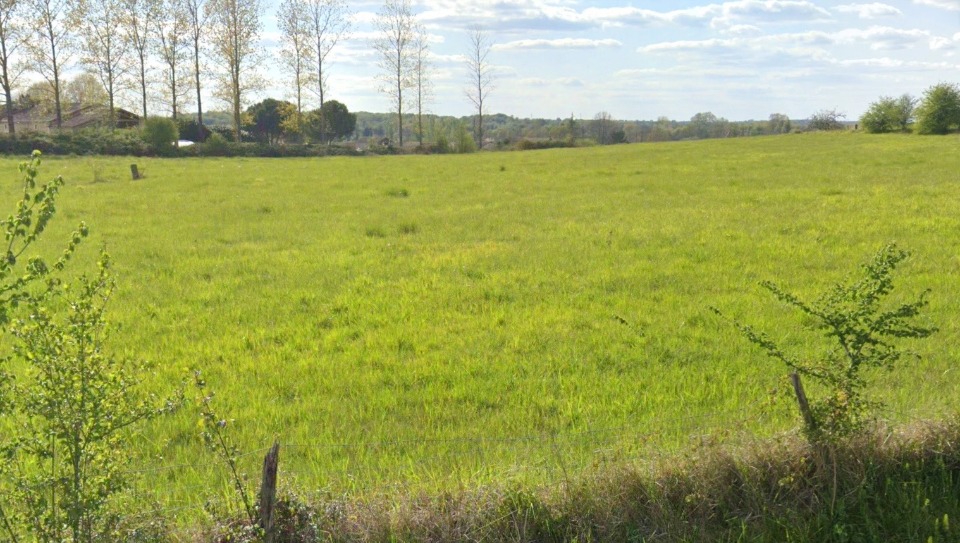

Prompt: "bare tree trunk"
[0,38,14,137]
[194,40,203,130]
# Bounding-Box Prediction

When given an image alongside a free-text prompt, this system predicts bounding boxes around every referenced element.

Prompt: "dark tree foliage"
[245,98,294,144]
[305,99,355,142]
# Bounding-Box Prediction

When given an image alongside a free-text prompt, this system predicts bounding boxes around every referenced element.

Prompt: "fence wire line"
[119,397,775,479]
[29,403,944,525]
[9,400,932,519]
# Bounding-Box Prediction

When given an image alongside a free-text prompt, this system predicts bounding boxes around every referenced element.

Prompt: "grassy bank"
[197,418,960,542]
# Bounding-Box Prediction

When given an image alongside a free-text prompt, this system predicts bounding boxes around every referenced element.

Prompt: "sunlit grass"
[1,131,957,512]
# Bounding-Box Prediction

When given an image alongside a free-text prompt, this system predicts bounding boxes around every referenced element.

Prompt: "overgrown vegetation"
[0,153,177,542]
[202,419,960,542]
[716,244,937,440]
[916,82,960,135]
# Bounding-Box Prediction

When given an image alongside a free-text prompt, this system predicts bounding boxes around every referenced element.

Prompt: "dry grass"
[195,416,960,542]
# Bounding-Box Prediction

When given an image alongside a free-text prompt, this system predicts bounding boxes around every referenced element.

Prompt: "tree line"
[0,0,496,146]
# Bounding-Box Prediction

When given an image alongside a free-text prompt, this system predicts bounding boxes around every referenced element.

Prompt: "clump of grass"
[387,188,410,198]
[89,158,107,183]
[397,222,418,235]
[365,226,387,238]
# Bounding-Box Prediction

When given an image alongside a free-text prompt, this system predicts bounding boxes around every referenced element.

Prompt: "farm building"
[5,104,140,133]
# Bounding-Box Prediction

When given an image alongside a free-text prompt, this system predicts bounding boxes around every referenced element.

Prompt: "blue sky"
[259,0,959,121]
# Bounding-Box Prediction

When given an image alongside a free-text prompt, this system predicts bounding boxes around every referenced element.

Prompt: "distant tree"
[245,98,292,144]
[768,113,791,134]
[305,0,350,110]
[304,98,354,141]
[593,111,614,144]
[78,0,130,126]
[860,96,900,133]
[411,24,430,147]
[688,111,718,139]
[185,0,209,132]
[465,25,494,148]
[18,80,54,111]
[0,0,24,136]
[177,117,209,141]
[278,0,312,123]
[454,119,475,153]
[808,108,846,131]
[373,0,416,147]
[63,73,109,106]
[650,116,673,141]
[207,0,264,142]
[894,94,917,132]
[123,0,160,120]
[915,83,960,135]
[23,0,78,129]
[155,0,193,120]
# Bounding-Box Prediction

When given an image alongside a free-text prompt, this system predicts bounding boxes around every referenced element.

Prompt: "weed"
[365,226,387,238]
[715,244,937,440]
[398,222,418,235]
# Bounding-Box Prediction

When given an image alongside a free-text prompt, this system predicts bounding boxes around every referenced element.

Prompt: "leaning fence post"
[790,372,817,432]
[259,441,280,543]
[130,164,141,180]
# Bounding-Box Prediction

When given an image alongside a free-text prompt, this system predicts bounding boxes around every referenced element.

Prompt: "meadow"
[3,132,958,518]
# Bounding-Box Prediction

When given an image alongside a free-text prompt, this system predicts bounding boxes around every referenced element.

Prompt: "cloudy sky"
[264,0,957,120]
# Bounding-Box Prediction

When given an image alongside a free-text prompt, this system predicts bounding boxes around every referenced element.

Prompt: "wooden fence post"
[259,441,280,543]
[130,164,141,180]
[790,372,817,432]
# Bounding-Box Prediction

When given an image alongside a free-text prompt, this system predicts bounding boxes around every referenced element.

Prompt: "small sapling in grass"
[714,243,937,441]
[0,152,181,543]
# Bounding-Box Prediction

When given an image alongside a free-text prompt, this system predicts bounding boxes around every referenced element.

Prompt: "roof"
[9,103,140,130]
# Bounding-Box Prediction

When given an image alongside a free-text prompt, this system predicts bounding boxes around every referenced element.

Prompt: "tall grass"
[0,132,956,514]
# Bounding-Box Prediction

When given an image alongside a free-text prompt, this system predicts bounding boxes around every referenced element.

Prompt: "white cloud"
[720,24,763,35]
[837,57,957,71]
[930,36,955,49]
[640,26,931,54]
[494,38,622,50]
[415,0,833,33]
[913,0,960,10]
[834,3,902,18]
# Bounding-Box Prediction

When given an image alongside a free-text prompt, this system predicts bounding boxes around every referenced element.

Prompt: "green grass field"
[2,132,958,515]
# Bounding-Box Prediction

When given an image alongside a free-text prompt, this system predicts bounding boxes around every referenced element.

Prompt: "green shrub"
[141,117,179,155]
[916,82,960,135]
[860,94,915,134]
[201,132,230,156]
[716,244,936,440]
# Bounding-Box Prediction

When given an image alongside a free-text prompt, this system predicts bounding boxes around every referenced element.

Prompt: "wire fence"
[7,398,950,534]
[110,398,788,523]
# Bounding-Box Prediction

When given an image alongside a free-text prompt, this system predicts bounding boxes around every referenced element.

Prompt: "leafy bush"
[861,95,915,133]
[200,132,230,156]
[916,82,960,135]
[455,121,476,153]
[716,244,936,440]
[515,139,575,151]
[807,109,846,131]
[177,118,211,142]
[141,116,179,155]
[0,152,178,542]
[0,129,150,156]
